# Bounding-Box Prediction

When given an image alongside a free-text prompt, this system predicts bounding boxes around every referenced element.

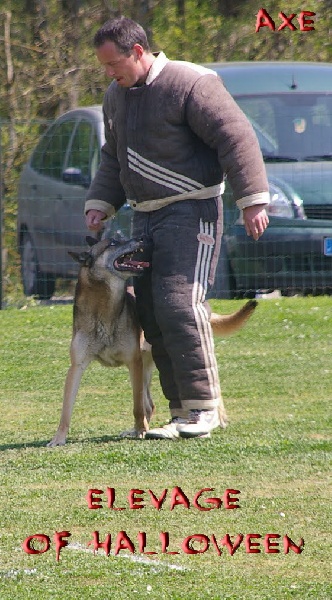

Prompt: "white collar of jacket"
[145,52,218,86]
[145,52,169,85]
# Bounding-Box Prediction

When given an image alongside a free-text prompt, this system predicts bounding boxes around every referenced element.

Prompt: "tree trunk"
[3,11,18,174]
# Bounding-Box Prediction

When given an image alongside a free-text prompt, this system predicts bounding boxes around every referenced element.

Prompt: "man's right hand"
[86,209,107,231]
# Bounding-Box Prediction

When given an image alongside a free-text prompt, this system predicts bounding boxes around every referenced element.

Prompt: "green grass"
[0,297,331,599]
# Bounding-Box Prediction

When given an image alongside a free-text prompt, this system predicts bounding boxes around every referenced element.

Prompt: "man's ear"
[132,43,144,60]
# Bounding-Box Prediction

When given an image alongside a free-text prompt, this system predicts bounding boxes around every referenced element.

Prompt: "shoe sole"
[179,431,211,439]
[145,431,179,440]
[145,431,211,440]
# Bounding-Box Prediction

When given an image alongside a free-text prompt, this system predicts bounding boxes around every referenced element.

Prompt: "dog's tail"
[210,299,257,336]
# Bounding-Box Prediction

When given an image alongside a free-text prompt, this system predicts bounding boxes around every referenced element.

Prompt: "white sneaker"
[145,417,187,440]
[177,409,220,438]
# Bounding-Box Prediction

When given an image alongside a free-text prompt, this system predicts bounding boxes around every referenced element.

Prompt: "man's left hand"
[243,205,269,241]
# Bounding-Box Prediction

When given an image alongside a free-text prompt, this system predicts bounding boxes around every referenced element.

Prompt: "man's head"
[94,16,154,87]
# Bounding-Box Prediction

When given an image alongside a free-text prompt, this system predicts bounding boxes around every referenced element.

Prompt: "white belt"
[128,183,225,212]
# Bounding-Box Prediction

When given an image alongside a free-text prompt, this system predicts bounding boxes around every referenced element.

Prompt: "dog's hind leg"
[218,398,228,429]
[142,343,155,422]
[47,339,92,447]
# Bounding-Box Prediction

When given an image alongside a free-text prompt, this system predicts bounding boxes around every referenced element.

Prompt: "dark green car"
[211,61,332,297]
[17,62,332,298]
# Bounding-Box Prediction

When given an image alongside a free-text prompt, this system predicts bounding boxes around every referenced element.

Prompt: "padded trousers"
[133,197,223,416]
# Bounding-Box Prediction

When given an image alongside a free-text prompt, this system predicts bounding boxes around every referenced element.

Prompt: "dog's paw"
[47,436,66,447]
[119,428,147,439]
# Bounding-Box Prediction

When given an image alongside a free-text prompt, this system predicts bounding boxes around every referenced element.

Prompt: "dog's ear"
[68,250,93,267]
[86,236,99,247]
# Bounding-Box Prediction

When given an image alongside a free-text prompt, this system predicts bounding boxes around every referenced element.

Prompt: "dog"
[47,236,257,446]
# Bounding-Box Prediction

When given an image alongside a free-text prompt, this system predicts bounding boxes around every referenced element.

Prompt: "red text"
[255,9,316,32]
[85,486,240,511]
[22,530,305,561]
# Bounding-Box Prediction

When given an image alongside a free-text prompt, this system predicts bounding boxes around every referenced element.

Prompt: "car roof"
[204,61,332,94]
[57,105,103,121]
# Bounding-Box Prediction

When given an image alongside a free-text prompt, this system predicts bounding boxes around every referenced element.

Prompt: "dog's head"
[69,236,151,280]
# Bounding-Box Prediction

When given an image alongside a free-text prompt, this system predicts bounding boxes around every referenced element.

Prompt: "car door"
[28,117,76,275]
[50,117,100,276]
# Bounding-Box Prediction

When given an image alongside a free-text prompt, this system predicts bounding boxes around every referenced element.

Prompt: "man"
[85,16,269,439]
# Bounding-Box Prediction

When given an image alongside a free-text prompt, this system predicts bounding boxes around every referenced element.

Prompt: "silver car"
[18,105,135,298]
[18,106,105,297]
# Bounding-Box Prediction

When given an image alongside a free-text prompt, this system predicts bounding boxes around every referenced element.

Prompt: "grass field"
[0,296,331,599]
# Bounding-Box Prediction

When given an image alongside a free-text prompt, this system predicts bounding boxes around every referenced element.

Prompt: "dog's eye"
[108,238,122,247]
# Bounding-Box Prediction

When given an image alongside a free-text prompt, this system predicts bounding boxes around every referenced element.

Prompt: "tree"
[2,11,18,176]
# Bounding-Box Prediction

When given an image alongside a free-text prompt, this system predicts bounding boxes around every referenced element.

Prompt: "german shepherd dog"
[47,237,257,446]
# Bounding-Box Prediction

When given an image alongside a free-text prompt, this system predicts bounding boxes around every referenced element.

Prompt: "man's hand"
[243,205,269,241]
[86,209,107,232]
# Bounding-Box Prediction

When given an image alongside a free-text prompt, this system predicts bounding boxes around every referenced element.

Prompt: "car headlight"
[267,183,295,218]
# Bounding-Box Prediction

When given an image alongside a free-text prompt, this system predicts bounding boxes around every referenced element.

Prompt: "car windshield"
[236,93,332,161]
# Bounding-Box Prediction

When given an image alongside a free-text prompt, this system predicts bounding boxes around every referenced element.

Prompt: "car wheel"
[236,289,256,300]
[20,233,56,299]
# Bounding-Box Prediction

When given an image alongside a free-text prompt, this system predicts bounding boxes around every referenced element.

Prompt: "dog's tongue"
[129,260,150,268]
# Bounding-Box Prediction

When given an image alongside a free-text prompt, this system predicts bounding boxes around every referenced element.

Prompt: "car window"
[31,120,74,178]
[237,98,277,144]
[247,117,277,155]
[91,138,100,179]
[66,119,100,184]
[236,93,332,160]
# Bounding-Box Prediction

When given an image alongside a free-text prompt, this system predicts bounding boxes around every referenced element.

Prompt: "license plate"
[323,237,332,256]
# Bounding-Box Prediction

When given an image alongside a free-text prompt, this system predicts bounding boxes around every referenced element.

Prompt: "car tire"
[236,289,256,300]
[20,233,56,299]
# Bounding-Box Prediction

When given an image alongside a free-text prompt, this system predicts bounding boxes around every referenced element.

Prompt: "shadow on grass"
[0,434,146,452]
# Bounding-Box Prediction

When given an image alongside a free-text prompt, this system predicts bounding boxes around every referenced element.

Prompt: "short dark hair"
[93,16,150,54]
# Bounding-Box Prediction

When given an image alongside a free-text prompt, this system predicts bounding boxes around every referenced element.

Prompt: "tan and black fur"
[48,237,257,446]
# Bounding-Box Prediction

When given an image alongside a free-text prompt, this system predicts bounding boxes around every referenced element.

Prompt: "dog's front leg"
[47,362,87,447]
[121,354,148,438]
[142,343,155,422]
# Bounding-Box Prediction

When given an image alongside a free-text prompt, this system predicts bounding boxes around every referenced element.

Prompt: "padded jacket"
[85,52,269,218]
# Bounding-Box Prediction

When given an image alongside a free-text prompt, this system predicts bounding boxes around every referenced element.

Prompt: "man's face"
[96,41,143,87]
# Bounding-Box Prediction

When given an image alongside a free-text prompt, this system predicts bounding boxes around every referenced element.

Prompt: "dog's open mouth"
[114,249,150,273]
